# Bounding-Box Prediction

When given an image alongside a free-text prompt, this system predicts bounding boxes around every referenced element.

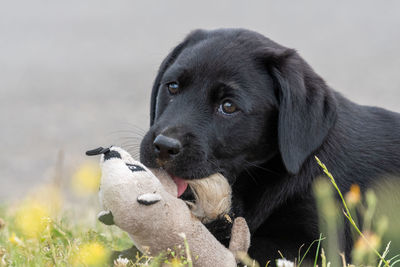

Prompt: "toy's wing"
[98,210,115,225]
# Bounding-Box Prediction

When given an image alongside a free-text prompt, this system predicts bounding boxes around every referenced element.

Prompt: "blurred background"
[1,0,400,201]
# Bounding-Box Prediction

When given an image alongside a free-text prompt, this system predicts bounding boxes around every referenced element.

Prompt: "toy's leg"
[228,217,250,261]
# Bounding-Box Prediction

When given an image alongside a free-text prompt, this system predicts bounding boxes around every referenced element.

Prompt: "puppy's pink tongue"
[171,176,188,197]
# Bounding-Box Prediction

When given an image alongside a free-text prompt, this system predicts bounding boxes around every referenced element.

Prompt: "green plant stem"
[314,234,323,267]
[45,221,57,265]
[298,235,325,266]
[315,156,390,267]
[179,233,193,267]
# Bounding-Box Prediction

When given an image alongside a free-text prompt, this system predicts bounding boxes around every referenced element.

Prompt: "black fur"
[139,28,400,265]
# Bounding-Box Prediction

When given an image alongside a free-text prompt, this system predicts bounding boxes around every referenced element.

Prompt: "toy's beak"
[86,146,121,161]
[86,147,110,156]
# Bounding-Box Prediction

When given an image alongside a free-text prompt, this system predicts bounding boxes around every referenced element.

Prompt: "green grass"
[0,202,133,266]
[0,195,194,266]
[1,158,400,267]
[314,157,400,267]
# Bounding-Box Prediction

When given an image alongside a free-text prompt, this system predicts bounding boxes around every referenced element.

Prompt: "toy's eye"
[126,164,145,172]
[137,193,162,205]
[166,82,179,94]
[218,100,238,115]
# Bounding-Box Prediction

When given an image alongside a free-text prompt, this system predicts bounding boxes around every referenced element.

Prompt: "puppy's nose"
[153,134,182,160]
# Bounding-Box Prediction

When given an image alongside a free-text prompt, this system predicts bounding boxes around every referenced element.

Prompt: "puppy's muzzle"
[153,134,182,161]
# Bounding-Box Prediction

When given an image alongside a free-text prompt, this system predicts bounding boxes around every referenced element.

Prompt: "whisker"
[243,159,281,176]
[243,167,259,185]
[121,141,142,148]
[206,158,224,174]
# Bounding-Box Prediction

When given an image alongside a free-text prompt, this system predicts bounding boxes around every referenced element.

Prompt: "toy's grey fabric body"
[97,146,250,267]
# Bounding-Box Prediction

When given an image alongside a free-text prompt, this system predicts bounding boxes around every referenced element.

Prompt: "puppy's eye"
[219,100,238,115]
[166,82,179,94]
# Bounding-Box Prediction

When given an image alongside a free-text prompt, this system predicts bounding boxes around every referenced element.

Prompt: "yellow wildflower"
[71,162,101,195]
[352,231,381,265]
[169,257,184,267]
[71,242,109,266]
[354,231,380,251]
[8,233,24,246]
[345,184,361,206]
[14,201,50,238]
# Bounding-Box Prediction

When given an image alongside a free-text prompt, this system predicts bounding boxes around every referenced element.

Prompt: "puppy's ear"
[258,47,337,174]
[150,29,207,126]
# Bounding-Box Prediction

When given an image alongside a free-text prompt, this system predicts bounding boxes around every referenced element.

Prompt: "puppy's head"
[140,29,337,190]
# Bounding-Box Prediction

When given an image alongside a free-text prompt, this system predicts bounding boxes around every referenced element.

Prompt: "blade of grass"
[391,259,400,266]
[314,233,323,267]
[321,248,327,267]
[389,255,400,262]
[298,235,326,266]
[313,178,341,266]
[315,156,390,267]
[178,233,192,267]
[379,242,391,267]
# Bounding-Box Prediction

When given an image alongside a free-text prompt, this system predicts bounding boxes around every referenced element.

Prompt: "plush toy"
[86,146,250,267]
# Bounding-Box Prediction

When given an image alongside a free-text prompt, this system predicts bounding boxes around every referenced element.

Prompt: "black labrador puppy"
[140,28,400,265]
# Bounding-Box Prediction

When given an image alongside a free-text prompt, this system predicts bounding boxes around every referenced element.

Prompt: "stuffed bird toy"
[86,146,250,267]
